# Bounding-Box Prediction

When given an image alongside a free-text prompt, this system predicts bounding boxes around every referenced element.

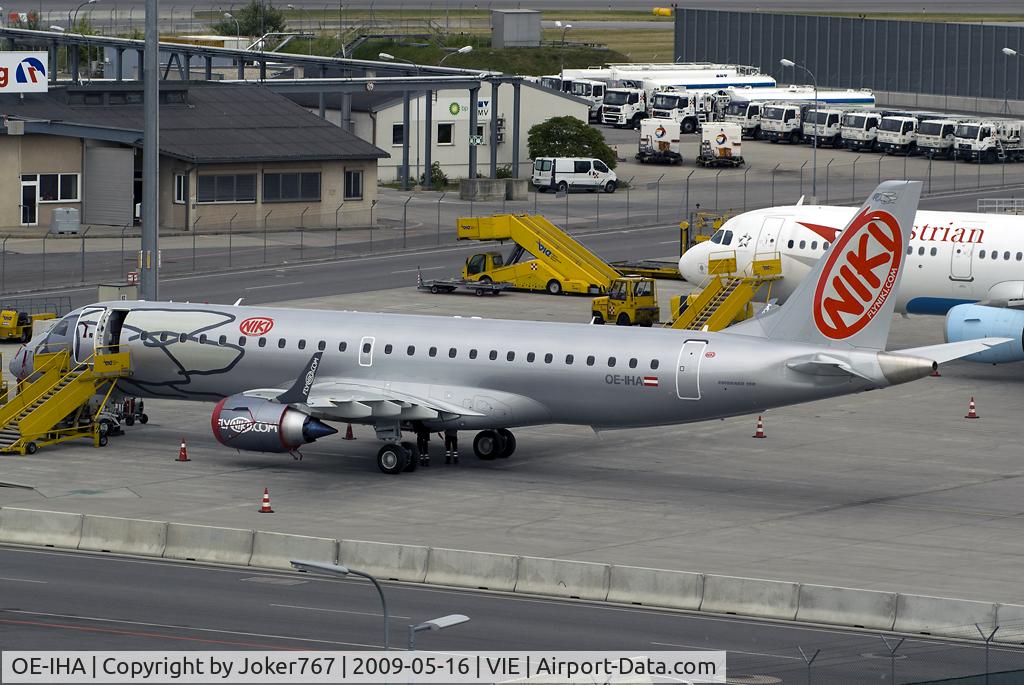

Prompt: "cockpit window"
[49,318,71,338]
[722,230,733,246]
[710,230,725,244]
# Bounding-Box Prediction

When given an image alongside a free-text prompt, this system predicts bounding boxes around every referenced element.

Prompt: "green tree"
[527,116,617,169]
[211,1,286,37]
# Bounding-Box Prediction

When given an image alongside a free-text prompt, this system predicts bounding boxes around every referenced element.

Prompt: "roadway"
[2,545,1022,681]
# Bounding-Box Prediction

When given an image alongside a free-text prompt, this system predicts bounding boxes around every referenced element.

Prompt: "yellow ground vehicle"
[669,250,782,330]
[0,310,55,342]
[591,276,660,326]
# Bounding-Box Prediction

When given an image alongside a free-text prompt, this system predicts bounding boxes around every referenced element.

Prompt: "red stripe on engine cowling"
[211,397,228,444]
[277,405,293,451]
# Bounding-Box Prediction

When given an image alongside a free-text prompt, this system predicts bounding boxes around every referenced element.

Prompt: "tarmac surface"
[3,277,1024,612]
[3,545,1023,681]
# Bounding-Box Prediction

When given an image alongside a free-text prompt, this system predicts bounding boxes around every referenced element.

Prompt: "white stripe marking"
[0,576,47,584]
[392,266,446,274]
[651,641,802,661]
[244,281,304,291]
[270,603,410,619]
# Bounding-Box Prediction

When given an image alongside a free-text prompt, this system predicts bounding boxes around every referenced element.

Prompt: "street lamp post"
[780,58,818,201]
[1002,47,1018,115]
[223,12,240,44]
[380,52,422,188]
[290,560,391,650]
[287,4,313,55]
[70,0,96,30]
[439,44,472,66]
[555,21,572,91]
[408,614,470,652]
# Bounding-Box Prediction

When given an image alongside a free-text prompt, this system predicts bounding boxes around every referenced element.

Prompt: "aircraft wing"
[243,379,485,421]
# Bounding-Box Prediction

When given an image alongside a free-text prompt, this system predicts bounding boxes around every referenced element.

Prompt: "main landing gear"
[375,429,517,474]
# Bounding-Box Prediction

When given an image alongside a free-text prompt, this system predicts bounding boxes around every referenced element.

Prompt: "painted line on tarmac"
[0,575,46,583]
[270,603,410,619]
[4,610,381,648]
[244,281,304,291]
[651,641,801,661]
[392,265,446,274]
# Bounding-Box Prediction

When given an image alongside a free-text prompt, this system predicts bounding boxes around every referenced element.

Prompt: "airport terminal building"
[0,81,388,232]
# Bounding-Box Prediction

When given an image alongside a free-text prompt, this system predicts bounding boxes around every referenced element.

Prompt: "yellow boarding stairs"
[670,250,782,331]
[0,346,131,455]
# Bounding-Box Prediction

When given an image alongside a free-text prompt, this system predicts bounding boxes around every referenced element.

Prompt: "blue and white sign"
[0,52,48,93]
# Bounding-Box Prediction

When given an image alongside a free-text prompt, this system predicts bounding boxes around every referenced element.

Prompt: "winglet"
[276,352,323,404]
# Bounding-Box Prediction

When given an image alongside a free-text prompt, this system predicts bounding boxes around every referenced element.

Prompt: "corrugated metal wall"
[675,9,1024,101]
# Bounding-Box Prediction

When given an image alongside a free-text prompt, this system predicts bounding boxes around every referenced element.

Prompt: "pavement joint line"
[269,603,410,619]
[650,641,803,661]
[0,576,47,583]
[243,281,305,291]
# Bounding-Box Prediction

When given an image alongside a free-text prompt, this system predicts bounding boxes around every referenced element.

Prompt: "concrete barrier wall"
[894,593,997,638]
[994,603,1024,645]
[607,565,703,610]
[0,507,84,548]
[249,531,337,571]
[425,547,518,591]
[701,574,800,620]
[796,584,897,631]
[78,514,167,556]
[164,523,254,566]
[515,556,610,601]
[340,539,430,583]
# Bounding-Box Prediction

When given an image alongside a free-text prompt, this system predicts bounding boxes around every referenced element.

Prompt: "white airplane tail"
[732,180,922,350]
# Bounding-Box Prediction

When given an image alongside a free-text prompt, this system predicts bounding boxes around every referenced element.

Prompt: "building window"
[174,174,187,204]
[437,122,454,145]
[38,173,79,202]
[197,174,256,203]
[476,124,487,144]
[263,172,321,203]
[344,170,363,200]
[392,123,404,146]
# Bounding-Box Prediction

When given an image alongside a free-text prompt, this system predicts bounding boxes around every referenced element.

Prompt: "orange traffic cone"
[343,423,356,440]
[258,487,274,513]
[965,397,979,419]
[753,415,766,438]
[177,438,190,462]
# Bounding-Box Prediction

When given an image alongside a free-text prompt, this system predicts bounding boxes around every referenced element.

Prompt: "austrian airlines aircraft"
[12,183,1004,474]
[679,205,1024,363]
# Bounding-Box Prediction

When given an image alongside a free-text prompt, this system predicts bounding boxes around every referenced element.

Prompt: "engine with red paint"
[211,395,336,453]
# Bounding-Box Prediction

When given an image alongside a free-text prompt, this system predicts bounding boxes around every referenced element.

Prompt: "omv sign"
[0,53,48,93]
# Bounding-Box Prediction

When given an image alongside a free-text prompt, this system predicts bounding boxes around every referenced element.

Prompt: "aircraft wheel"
[496,429,516,459]
[139,413,149,424]
[473,430,504,461]
[125,415,135,427]
[377,444,408,475]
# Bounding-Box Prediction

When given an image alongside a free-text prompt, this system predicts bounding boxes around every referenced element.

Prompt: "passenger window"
[385,344,393,354]
[993,251,999,260]
[787,240,794,248]
[318,340,326,351]
[918,247,925,256]
[218,335,227,345]
[490,350,498,360]
[544,353,553,363]
[278,338,286,348]
[931,248,938,256]
[527,352,536,362]
[448,347,457,358]
[574,160,591,173]
[608,357,616,367]
[979,250,986,258]
[650,359,660,370]
[339,341,348,352]
[906,246,913,255]
[629,358,638,368]
[180,333,187,343]
[824,243,830,250]
[469,349,478,359]
[565,354,574,364]
[507,351,515,361]
[298,340,306,350]
[429,347,437,357]
[1017,252,1022,261]
[1005,251,1011,260]
[799,240,806,249]
[586,355,595,366]
[238,336,246,346]
[363,342,372,353]
[407,345,415,355]
[258,337,266,348]
[811,241,818,250]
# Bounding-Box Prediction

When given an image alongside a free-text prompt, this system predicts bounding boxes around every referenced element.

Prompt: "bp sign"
[449,102,462,116]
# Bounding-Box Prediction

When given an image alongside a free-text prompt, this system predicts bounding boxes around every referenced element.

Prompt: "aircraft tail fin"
[732,180,922,350]
[276,352,323,404]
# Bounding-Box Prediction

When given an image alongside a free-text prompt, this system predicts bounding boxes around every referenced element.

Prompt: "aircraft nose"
[10,346,31,381]
[678,247,704,283]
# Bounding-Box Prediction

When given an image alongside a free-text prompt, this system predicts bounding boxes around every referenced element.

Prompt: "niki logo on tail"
[812,206,903,340]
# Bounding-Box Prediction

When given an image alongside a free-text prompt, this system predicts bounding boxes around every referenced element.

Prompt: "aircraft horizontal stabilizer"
[894,337,1013,364]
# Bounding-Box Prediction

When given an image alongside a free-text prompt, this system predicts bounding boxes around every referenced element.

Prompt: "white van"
[531,157,617,193]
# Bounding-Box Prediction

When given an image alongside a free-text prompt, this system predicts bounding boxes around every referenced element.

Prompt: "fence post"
[903,153,909,181]
[533,185,538,214]
[977,157,982,189]
[300,229,304,260]
[927,156,933,195]
[825,159,833,204]
[798,647,820,685]
[685,170,694,229]
[877,155,883,185]
[80,232,86,284]
[976,624,999,683]
[1,237,7,293]
[742,167,750,212]
[714,170,722,211]
[403,196,411,248]
[626,176,633,226]
[880,635,905,685]
[565,184,570,227]
[121,225,129,276]
[192,217,199,272]
[436,192,446,245]
[852,155,859,201]
[335,202,344,258]
[656,174,664,222]
[263,210,272,264]
[228,212,237,268]
[953,152,958,191]
[771,163,779,206]
[799,161,807,199]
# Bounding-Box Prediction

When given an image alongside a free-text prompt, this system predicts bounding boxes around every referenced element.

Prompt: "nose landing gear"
[473,429,516,460]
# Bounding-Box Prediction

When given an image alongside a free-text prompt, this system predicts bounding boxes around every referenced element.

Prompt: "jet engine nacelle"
[211,395,337,453]
[945,304,1024,364]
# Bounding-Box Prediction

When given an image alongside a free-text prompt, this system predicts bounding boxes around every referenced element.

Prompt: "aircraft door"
[358,336,375,367]
[676,340,707,400]
[73,307,106,363]
[756,217,786,254]
[950,244,974,281]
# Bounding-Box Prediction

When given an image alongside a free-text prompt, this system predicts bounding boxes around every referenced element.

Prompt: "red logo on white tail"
[239,317,274,336]
[812,207,903,340]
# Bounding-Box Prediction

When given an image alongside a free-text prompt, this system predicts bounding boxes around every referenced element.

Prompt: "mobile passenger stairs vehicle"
[0,344,132,455]
[670,246,782,331]
[0,296,72,343]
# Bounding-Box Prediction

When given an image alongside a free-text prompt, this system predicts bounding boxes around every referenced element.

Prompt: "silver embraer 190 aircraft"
[11,182,1007,474]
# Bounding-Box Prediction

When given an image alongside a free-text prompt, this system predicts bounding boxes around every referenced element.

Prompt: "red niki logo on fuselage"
[239,317,274,336]
[812,208,903,340]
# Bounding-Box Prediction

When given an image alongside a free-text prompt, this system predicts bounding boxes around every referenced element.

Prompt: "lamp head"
[779,58,796,67]
[457,45,473,54]
[1003,47,1018,57]
[378,52,395,61]
[421,614,470,631]
[223,12,233,18]
[290,560,352,575]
